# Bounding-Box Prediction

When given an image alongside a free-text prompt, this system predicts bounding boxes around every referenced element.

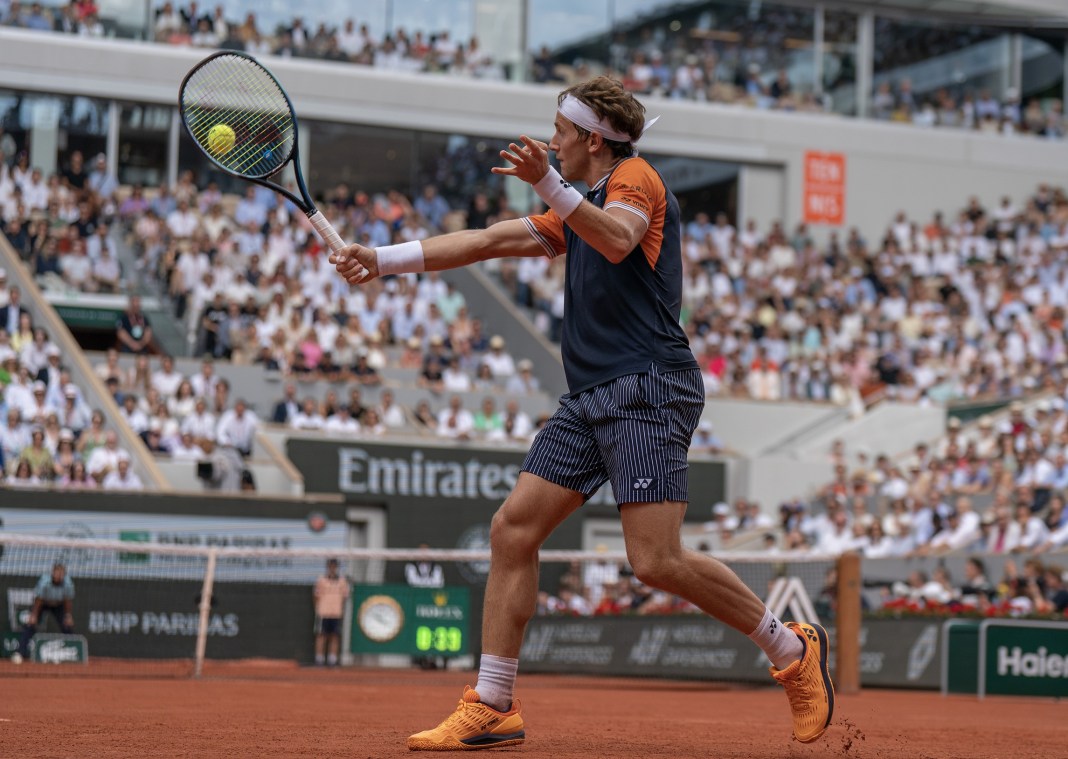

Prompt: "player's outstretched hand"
[332,244,377,285]
[493,135,550,185]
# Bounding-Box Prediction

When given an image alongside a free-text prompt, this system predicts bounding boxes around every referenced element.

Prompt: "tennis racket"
[178,50,345,257]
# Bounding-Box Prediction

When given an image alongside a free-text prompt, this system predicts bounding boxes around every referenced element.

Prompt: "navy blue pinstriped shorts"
[522,365,704,504]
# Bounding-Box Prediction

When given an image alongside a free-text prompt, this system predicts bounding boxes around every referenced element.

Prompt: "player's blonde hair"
[558,77,646,158]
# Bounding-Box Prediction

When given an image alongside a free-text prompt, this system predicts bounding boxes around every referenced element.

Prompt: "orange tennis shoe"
[770,621,835,743]
[408,686,525,751]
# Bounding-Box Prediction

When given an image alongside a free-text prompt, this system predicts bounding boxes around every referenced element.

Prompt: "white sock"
[475,654,519,712]
[748,607,804,670]
[327,654,337,665]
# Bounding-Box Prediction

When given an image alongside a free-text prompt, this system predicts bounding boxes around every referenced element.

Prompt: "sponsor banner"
[351,584,470,657]
[981,620,1068,698]
[34,634,89,664]
[1,575,315,661]
[846,619,941,689]
[286,439,727,512]
[802,150,846,225]
[1,632,88,663]
[0,508,347,582]
[521,617,944,688]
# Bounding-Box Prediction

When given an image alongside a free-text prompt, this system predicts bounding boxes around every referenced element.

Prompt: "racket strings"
[184,63,291,172]
[185,78,290,174]
[181,55,296,177]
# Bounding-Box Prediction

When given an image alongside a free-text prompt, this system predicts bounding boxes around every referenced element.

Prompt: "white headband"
[558,94,660,144]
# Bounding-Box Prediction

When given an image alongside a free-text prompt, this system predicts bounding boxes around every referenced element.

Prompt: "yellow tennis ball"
[207,124,236,155]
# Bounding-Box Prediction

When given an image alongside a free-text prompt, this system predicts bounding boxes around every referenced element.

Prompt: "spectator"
[323,404,360,434]
[181,397,216,441]
[216,399,258,456]
[271,382,300,424]
[473,396,504,440]
[290,397,324,430]
[505,359,540,394]
[436,395,474,441]
[85,430,125,483]
[58,460,96,489]
[116,295,153,354]
[481,335,515,379]
[101,455,144,490]
[377,388,407,428]
[151,355,184,399]
[87,154,117,199]
[501,400,532,442]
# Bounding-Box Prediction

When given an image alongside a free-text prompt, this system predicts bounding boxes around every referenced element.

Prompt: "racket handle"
[307,210,347,255]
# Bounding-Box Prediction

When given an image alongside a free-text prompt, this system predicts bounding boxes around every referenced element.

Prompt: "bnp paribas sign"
[980,620,1068,698]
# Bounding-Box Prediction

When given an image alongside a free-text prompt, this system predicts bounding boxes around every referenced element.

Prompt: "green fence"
[978,620,1068,698]
[943,619,1068,698]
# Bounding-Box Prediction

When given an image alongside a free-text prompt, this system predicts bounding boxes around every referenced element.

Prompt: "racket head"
[179,51,299,183]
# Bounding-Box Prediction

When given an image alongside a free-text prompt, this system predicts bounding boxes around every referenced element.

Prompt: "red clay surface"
[1,663,1064,758]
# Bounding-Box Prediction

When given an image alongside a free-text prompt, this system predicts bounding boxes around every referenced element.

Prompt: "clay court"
[1,664,1063,758]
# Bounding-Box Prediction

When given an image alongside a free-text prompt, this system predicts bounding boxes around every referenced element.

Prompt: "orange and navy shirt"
[521,157,697,394]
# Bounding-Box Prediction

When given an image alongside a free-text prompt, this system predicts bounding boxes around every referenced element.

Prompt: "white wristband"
[533,166,584,220]
[376,240,425,276]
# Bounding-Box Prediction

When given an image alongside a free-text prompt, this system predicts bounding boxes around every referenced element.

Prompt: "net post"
[193,549,219,679]
[836,552,861,694]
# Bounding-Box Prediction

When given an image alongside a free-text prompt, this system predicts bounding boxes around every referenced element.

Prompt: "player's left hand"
[493,135,550,185]
[332,244,377,285]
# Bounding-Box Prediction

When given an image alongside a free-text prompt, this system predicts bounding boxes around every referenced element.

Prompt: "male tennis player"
[332,76,833,751]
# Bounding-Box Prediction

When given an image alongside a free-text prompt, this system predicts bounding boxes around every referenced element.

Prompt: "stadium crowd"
[537,8,1065,139]
[535,549,1068,619]
[3,2,1063,139]
[0,288,142,490]
[8,131,1068,479]
[503,185,1068,415]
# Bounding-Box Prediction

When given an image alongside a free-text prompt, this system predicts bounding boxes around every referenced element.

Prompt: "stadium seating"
[2,2,1062,139]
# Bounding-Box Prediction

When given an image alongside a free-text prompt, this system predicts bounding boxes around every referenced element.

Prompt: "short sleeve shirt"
[314,575,350,619]
[521,157,697,393]
[35,574,75,605]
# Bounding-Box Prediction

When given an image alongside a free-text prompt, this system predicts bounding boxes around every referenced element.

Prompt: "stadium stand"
[2,2,1062,138]
[505,183,1068,410]
[0,2,1066,638]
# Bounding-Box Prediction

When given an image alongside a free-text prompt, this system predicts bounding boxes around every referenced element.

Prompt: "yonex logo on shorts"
[632,477,656,490]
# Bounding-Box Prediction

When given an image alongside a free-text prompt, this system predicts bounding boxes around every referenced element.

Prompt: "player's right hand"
[27,614,37,626]
[331,244,377,285]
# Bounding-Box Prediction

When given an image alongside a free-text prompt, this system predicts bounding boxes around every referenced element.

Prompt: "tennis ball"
[207,124,236,155]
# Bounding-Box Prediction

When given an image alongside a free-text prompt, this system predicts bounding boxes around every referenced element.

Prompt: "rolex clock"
[357,594,404,643]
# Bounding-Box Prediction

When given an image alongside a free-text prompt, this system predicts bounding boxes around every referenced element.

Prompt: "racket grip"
[307,210,347,255]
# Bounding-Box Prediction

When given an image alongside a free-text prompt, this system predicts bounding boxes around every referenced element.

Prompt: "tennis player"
[332,76,833,751]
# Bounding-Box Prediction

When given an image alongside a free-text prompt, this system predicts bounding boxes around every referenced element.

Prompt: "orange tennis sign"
[803,151,846,225]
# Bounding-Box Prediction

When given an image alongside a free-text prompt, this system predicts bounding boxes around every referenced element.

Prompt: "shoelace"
[443,700,487,733]
[782,680,814,712]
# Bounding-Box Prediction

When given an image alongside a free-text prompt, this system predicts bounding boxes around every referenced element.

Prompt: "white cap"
[712,502,731,516]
